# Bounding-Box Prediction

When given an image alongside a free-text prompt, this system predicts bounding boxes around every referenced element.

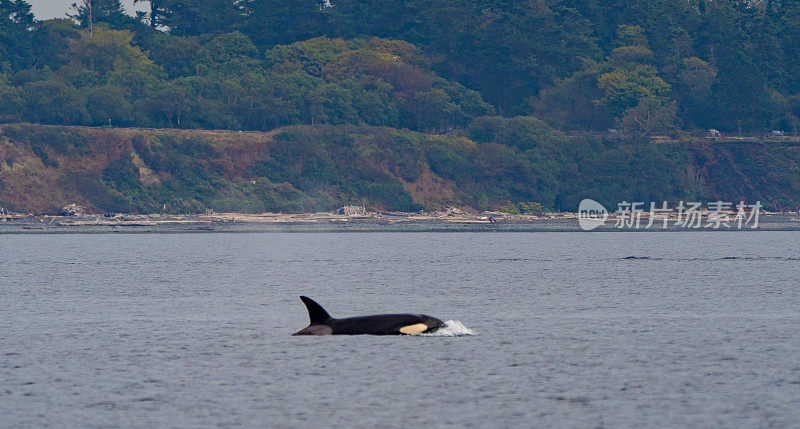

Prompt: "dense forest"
[3,0,800,133]
[2,0,800,213]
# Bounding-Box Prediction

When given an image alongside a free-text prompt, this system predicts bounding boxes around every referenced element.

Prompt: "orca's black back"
[330,314,439,335]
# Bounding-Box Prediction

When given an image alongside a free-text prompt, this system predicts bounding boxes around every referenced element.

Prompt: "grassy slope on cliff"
[1,121,799,214]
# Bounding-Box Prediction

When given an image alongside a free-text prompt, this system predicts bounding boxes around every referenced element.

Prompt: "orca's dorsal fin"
[299,296,332,324]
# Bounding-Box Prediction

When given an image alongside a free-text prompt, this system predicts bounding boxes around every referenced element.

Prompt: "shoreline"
[2,210,799,234]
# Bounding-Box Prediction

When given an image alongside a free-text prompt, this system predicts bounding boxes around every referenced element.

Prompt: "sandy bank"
[1,209,799,233]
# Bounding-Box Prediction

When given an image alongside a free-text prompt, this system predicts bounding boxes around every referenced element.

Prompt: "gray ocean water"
[2,231,800,428]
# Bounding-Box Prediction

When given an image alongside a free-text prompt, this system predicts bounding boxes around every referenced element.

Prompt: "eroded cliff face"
[0,134,65,213]
[690,139,800,209]
[0,124,462,214]
[0,125,263,213]
[1,123,799,215]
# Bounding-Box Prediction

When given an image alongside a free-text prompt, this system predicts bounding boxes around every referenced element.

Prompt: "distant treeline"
[3,0,800,135]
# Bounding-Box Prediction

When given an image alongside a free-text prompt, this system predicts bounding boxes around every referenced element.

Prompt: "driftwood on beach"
[1,205,799,233]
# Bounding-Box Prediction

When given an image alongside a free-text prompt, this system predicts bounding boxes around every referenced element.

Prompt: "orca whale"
[292,296,444,335]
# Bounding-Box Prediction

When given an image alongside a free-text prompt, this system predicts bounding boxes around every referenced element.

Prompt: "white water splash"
[420,320,475,336]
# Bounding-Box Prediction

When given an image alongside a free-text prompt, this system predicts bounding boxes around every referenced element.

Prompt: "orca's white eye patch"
[399,323,428,334]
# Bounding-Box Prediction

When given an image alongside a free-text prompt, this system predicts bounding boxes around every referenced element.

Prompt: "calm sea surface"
[2,232,799,427]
